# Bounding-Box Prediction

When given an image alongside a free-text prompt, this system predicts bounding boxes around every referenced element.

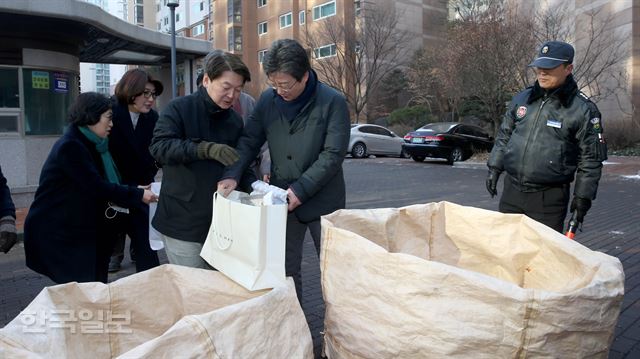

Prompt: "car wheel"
[399,148,410,158]
[351,142,367,158]
[412,155,425,162]
[448,147,463,165]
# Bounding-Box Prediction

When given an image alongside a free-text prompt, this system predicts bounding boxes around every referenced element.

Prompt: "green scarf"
[78,126,121,184]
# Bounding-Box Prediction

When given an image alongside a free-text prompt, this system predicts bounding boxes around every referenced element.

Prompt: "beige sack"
[321,202,624,358]
[0,264,313,358]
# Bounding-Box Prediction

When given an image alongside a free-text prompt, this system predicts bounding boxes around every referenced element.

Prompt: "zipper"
[519,98,548,183]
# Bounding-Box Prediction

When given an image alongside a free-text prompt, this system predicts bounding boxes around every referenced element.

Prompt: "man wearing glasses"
[107,69,163,273]
[218,39,351,300]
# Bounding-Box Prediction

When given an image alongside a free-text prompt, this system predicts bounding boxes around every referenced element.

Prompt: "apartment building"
[513,0,637,132]
[210,0,447,105]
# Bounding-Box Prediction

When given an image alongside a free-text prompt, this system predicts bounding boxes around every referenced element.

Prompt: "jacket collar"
[197,86,227,117]
[527,74,578,107]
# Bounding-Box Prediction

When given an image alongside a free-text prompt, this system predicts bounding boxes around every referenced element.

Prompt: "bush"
[388,105,435,130]
[603,118,640,151]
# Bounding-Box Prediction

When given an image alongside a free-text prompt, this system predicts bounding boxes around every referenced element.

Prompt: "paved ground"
[1,155,639,358]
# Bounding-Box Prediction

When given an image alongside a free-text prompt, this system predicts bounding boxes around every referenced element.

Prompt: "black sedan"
[402,122,494,164]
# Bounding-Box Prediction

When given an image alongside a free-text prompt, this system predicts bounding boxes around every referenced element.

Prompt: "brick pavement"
[1,155,639,358]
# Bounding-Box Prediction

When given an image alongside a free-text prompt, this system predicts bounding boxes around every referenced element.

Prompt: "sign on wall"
[31,71,50,90]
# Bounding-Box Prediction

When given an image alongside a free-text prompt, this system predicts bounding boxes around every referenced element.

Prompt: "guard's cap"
[529,41,574,69]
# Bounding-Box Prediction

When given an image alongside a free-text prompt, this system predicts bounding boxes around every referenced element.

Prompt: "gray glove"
[197,142,240,166]
[486,168,501,198]
[0,215,17,254]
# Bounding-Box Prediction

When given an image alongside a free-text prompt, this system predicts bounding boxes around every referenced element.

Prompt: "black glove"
[485,168,501,198]
[570,197,592,223]
[196,142,240,166]
[0,215,17,254]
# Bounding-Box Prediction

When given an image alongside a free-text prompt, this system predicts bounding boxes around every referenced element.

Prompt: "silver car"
[348,124,408,158]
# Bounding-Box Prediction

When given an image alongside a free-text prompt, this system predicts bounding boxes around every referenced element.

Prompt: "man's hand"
[570,197,592,223]
[0,216,17,254]
[217,179,238,197]
[197,142,239,166]
[486,168,501,198]
[287,188,302,211]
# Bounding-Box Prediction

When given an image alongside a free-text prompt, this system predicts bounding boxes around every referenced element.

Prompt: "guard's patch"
[516,106,527,119]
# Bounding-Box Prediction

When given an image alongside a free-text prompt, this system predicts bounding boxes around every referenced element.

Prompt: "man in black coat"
[107,69,163,272]
[0,164,17,254]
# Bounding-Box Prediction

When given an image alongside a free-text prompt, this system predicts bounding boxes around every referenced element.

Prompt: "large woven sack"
[0,264,313,358]
[321,202,624,358]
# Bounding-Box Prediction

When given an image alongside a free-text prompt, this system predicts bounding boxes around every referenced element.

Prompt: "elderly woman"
[24,92,157,284]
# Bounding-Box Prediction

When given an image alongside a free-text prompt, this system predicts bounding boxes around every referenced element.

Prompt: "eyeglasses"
[141,90,158,99]
[266,79,299,93]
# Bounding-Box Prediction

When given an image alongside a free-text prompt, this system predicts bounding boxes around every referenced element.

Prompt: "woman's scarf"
[78,126,121,184]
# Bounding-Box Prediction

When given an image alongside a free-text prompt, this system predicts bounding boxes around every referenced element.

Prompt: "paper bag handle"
[214,192,233,251]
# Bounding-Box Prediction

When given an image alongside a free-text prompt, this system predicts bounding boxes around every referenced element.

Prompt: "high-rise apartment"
[210,0,447,108]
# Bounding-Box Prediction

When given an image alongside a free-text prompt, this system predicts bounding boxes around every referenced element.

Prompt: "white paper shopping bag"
[200,190,287,291]
[148,181,164,250]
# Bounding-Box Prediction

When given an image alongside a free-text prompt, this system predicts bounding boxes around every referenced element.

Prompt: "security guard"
[486,41,607,233]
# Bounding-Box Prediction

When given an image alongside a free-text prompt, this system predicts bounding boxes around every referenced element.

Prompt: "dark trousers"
[499,176,570,233]
[110,205,159,272]
[285,212,321,301]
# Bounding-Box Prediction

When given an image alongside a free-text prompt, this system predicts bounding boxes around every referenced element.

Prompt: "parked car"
[348,124,409,158]
[402,122,494,164]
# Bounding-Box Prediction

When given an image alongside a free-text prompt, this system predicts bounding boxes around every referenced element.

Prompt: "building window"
[279,12,292,29]
[312,1,336,21]
[176,13,180,22]
[227,0,241,23]
[23,69,79,136]
[134,1,144,24]
[257,0,267,8]
[156,4,160,12]
[258,21,267,35]
[200,1,204,11]
[355,0,361,16]
[299,10,305,25]
[228,26,242,52]
[258,49,267,63]
[157,22,161,30]
[192,23,205,36]
[0,68,19,133]
[164,16,168,25]
[314,44,337,59]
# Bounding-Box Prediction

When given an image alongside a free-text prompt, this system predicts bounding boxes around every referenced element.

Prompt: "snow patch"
[608,230,624,235]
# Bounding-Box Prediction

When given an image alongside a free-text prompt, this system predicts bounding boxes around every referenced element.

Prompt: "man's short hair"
[262,39,310,81]
[203,50,251,84]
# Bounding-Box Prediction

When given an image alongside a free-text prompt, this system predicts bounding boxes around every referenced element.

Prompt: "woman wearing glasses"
[24,92,157,284]
[106,69,163,273]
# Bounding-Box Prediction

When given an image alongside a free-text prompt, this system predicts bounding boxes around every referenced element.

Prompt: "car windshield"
[417,123,457,133]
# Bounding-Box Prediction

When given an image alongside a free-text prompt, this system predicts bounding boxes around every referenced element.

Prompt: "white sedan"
[348,124,408,158]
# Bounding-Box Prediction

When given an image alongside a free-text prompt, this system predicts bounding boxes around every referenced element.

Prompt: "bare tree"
[304,2,411,123]
[407,0,633,136]
[408,1,535,133]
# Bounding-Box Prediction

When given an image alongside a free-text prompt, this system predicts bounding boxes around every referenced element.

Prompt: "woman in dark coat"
[107,69,163,273]
[24,92,157,284]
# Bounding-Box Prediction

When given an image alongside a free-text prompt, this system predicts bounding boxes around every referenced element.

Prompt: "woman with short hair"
[24,92,157,284]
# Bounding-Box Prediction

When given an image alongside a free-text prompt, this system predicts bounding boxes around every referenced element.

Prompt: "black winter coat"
[149,87,255,243]
[108,101,159,186]
[24,125,143,283]
[488,75,607,200]
[0,165,15,219]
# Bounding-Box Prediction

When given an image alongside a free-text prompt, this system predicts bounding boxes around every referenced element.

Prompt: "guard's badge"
[590,117,600,124]
[516,106,527,119]
[542,46,549,54]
